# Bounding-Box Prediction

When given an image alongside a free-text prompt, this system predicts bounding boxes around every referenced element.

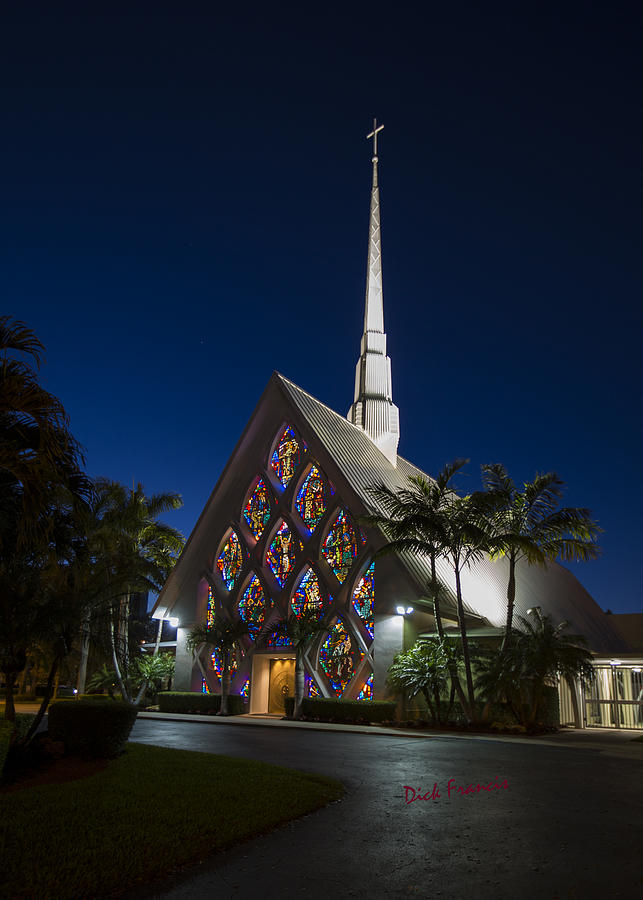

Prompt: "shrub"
[48,700,139,758]
[288,698,396,723]
[538,685,560,726]
[157,692,246,716]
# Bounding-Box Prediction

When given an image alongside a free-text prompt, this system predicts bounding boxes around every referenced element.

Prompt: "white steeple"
[347,119,400,466]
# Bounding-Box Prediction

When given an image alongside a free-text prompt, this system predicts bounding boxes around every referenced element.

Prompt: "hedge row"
[285,697,396,723]
[157,692,246,716]
[48,700,139,758]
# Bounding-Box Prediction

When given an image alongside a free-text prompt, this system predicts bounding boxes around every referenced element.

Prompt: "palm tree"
[93,480,184,704]
[187,616,248,715]
[268,608,328,719]
[478,465,601,651]
[0,316,88,547]
[365,462,488,721]
[476,608,594,728]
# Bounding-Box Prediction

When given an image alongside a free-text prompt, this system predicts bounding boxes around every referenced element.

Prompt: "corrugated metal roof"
[277,374,630,655]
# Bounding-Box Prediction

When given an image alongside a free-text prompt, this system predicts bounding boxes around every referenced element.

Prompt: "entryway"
[268,658,295,714]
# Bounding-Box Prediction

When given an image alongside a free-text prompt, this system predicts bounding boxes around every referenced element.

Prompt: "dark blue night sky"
[3,3,642,613]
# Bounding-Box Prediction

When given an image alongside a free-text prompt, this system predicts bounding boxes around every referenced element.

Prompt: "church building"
[154,124,639,727]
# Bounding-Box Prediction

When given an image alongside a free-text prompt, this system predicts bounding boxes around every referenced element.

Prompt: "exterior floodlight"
[406,607,414,614]
[169,617,179,628]
[609,659,622,667]
[73,689,78,695]
[633,667,642,673]
[396,606,406,615]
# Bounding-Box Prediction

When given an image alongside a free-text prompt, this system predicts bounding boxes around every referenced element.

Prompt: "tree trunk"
[430,555,444,639]
[293,651,305,720]
[76,607,91,695]
[22,651,64,746]
[431,553,468,714]
[500,552,516,652]
[110,615,131,702]
[119,593,130,690]
[3,672,17,722]
[445,678,456,722]
[454,564,476,721]
[421,688,436,725]
[220,649,230,715]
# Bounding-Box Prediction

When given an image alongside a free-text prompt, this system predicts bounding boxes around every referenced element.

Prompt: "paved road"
[129,719,643,900]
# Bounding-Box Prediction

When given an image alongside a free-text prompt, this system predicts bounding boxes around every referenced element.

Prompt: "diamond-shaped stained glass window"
[295,464,332,532]
[240,680,249,701]
[357,673,373,701]
[238,574,268,639]
[244,478,271,540]
[211,647,239,680]
[216,531,243,591]
[319,617,364,696]
[291,569,327,618]
[352,563,375,639]
[266,520,302,587]
[321,509,363,583]
[270,425,302,487]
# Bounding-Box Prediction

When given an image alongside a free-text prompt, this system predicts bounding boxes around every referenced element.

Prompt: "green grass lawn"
[0,742,344,899]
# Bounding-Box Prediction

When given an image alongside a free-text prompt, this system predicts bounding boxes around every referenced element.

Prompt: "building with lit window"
[154,127,639,727]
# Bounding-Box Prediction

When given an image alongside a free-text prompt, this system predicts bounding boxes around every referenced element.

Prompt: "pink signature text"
[404,777,509,804]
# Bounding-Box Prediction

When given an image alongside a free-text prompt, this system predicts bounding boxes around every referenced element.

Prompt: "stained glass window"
[357,673,373,701]
[238,574,268,639]
[270,425,302,487]
[319,617,364,695]
[295,464,331,532]
[211,647,239,680]
[352,563,375,639]
[244,478,271,539]
[202,677,210,694]
[322,509,363,583]
[291,569,326,618]
[207,586,215,627]
[308,678,321,698]
[240,680,249,701]
[216,531,244,590]
[266,520,302,587]
[266,631,292,646]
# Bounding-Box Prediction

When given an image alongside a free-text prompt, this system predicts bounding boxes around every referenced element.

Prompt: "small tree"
[476,609,594,728]
[387,640,459,724]
[87,663,119,698]
[135,652,175,704]
[187,617,248,715]
[268,609,328,719]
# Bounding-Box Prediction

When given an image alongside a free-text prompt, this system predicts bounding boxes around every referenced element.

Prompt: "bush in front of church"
[157,692,246,715]
[48,700,139,757]
[284,697,396,723]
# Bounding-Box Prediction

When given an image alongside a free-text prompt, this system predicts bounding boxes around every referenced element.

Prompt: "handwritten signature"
[404,777,509,803]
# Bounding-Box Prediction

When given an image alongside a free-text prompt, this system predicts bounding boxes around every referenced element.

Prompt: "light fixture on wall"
[609,659,622,667]
[395,606,414,616]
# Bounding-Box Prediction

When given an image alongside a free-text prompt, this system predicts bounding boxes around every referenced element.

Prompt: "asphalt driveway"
[128,719,642,899]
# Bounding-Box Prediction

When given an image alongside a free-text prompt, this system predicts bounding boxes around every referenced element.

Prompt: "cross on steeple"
[367,118,384,159]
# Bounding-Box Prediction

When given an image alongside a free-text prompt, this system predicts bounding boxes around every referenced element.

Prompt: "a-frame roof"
[156,371,630,655]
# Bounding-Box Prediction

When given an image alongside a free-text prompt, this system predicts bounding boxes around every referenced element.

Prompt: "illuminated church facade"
[155,125,636,725]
